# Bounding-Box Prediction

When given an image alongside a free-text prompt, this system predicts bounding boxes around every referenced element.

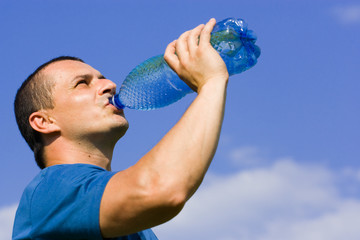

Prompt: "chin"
[112,121,129,139]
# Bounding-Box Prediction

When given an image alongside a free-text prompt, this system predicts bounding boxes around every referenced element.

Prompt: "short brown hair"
[14,56,84,169]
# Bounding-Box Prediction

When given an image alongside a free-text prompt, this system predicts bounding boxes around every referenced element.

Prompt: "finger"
[176,30,191,60]
[188,24,205,53]
[199,18,216,46]
[164,40,180,72]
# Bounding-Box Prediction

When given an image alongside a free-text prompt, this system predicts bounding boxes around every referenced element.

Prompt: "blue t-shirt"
[12,164,158,240]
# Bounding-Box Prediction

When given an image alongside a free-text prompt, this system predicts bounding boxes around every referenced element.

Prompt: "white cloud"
[342,167,360,182]
[154,158,360,240]
[0,204,17,240]
[228,146,263,166]
[331,5,360,24]
[264,200,360,240]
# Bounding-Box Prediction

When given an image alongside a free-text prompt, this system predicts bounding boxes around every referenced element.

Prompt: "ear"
[29,111,60,134]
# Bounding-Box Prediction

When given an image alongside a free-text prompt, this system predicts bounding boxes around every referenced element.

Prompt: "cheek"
[52,98,89,127]
[56,94,94,113]
[72,93,94,102]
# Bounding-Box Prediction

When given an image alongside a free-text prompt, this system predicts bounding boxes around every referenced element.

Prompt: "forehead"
[42,60,100,84]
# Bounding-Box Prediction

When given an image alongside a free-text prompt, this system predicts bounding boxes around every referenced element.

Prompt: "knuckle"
[179,30,190,39]
[179,59,189,69]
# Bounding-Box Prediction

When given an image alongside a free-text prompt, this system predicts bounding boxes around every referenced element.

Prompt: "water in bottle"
[110,17,261,110]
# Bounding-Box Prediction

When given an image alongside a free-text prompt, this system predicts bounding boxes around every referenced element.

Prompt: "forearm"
[137,77,227,200]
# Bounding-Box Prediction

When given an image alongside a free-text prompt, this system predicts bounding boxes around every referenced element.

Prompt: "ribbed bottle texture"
[110,17,261,110]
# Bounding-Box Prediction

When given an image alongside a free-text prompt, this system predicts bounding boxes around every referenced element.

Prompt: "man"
[13,18,229,239]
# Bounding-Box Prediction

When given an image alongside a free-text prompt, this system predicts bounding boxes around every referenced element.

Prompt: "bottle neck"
[109,94,125,109]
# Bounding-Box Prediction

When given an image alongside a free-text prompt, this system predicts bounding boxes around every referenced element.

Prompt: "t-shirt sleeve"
[29,165,116,240]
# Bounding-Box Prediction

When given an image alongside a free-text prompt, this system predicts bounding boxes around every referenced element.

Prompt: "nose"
[98,78,117,96]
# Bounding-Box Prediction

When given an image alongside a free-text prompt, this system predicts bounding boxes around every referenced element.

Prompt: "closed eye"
[75,79,88,87]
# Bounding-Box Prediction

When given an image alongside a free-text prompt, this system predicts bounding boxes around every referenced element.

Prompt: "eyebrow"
[72,74,106,82]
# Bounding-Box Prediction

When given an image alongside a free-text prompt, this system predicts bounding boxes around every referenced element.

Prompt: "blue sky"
[1,0,359,239]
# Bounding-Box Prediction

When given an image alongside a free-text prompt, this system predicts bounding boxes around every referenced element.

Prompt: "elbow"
[163,189,187,213]
[158,183,187,209]
[144,177,188,220]
[156,194,186,223]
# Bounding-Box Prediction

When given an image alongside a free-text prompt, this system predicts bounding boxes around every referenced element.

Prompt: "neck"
[43,136,116,171]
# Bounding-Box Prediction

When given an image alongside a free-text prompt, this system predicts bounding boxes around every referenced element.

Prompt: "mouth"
[109,95,125,110]
[106,99,124,114]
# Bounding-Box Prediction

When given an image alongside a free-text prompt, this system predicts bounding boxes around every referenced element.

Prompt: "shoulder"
[16,164,116,217]
[43,163,115,184]
[21,164,115,195]
[13,164,117,239]
[29,164,116,202]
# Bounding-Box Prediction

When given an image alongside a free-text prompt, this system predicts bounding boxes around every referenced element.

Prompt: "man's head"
[15,56,128,169]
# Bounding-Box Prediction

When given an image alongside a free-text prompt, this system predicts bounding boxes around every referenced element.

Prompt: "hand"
[164,18,229,93]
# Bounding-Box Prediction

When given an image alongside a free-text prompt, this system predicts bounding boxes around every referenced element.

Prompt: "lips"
[106,100,124,114]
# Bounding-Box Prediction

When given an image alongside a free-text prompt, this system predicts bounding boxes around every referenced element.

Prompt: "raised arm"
[100,18,229,237]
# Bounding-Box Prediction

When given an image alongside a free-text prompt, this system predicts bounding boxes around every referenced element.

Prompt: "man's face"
[43,60,129,144]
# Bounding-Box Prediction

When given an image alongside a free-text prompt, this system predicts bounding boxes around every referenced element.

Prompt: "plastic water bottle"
[110,17,261,110]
